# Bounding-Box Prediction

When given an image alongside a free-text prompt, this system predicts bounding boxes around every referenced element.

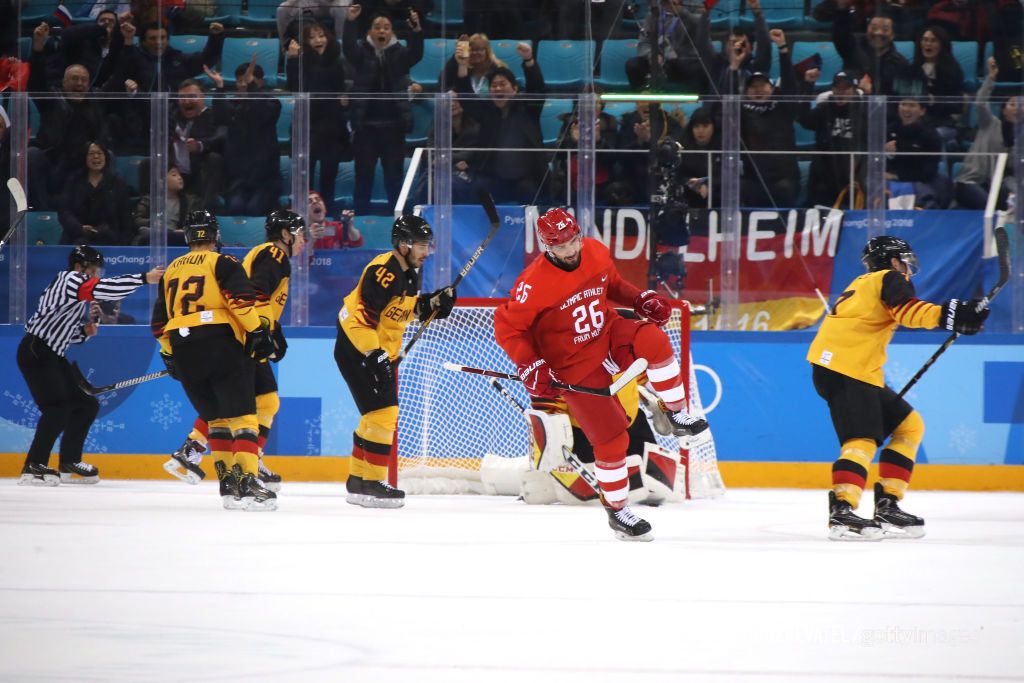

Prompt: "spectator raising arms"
[453,42,547,205]
[626,0,705,93]
[696,0,771,96]
[440,34,505,94]
[59,142,136,245]
[343,4,423,216]
[832,0,911,97]
[799,71,868,209]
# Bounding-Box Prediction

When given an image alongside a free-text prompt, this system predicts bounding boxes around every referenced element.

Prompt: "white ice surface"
[1,481,1022,683]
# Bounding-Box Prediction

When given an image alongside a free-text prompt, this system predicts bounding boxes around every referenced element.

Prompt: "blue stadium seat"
[540,99,575,146]
[425,0,464,30]
[709,0,741,28]
[20,0,60,28]
[240,0,278,29]
[410,38,453,91]
[222,38,280,87]
[336,161,356,207]
[597,39,638,90]
[537,40,594,90]
[739,0,806,30]
[489,40,527,71]
[352,215,392,249]
[26,212,61,245]
[952,41,980,88]
[218,216,266,247]
[28,99,40,138]
[18,36,32,60]
[792,42,842,89]
[794,119,815,151]
[206,0,244,26]
[168,34,205,54]
[277,97,294,145]
[407,98,435,146]
[601,101,636,122]
[115,155,147,195]
[893,41,915,63]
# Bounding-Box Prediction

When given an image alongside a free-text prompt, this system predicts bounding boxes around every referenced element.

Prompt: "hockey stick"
[71,362,169,396]
[443,357,648,397]
[0,178,29,252]
[396,189,502,365]
[486,377,603,493]
[898,225,1011,397]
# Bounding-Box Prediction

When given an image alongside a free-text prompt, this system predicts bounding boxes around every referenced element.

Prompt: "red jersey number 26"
[515,282,532,303]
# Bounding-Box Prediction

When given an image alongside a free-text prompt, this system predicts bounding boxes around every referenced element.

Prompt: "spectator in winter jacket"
[167,78,226,211]
[26,23,110,211]
[798,71,868,208]
[833,0,913,96]
[439,33,506,95]
[677,107,722,209]
[353,0,433,40]
[277,0,351,48]
[286,21,351,216]
[211,61,282,217]
[626,0,705,92]
[911,25,965,145]
[343,4,424,215]
[453,43,548,205]
[695,0,772,96]
[737,29,815,208]
[133,165,203,245]
[50,9,128,89]
[59,142,136,245]
[886,96,950,208]
[955,58,1019,209]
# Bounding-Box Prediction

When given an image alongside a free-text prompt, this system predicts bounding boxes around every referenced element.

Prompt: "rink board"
[0,325,1021,484]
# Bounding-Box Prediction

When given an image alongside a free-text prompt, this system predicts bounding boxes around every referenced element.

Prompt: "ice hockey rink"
[1,481,1021,683]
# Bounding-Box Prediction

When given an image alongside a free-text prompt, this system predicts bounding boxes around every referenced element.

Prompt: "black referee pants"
[16,335,99,467]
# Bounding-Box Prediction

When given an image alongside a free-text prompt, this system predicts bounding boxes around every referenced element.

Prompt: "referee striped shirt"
[25,270,145,357]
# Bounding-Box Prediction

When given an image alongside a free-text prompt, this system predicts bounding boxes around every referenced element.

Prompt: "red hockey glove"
[634,290,672,327]
[518,359,560,399]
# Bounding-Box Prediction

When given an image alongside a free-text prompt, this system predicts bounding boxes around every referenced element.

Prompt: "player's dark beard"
[546,250,581,272]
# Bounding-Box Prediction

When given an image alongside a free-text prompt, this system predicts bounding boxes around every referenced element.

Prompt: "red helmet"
[536,208,580,247]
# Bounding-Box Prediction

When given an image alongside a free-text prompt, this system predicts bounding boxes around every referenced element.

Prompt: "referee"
[16,245,163,485]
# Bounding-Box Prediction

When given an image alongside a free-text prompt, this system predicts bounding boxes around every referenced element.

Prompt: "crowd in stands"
[0,0,1020,246]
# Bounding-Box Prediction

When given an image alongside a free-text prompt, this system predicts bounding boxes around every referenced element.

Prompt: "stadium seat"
[601,101,636,122]
[115,156,148,195]
[19,0,60,28]
[407,98,435,146]
[952,41,980,88]
[893,41,915,62]
[26,212,61,245]
[352,215,392,249]
[794,120,815,151]
[410,38,453,91]
[336,161,356,207]
[425,0,464,29]
[739,0,805,30]
[792,42,842,89]
[17,36,31,60]
[168,34,204,54]
[218,216,266,247]
[709,0,741,28]
[206,0,244,26]
[540,99,575,146]
[222,38,280,87]
[597,39,638,91]
[28,99,40,139]
[277,97,294,145]
[537,40,594,91]
[489,40,527,71]
[240,0,278,29]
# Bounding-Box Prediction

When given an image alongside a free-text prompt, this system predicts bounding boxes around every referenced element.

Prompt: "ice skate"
[258,457,282,493]
[828,491,883,541]
[659,401,711,445]
[214,461,244,510]
[163,438,206,485]
[606,504,654,542]
[58,461,100,484]
[239,472,278,512]
[345,475,367,506]
[873,483,925,539]
[355,479,405,509]
[638,388,675,437]
[18,462,60,486]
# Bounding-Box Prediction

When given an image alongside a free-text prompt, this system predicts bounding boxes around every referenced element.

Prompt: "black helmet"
[862,236,919,275]
[68,245,103,270]
[265,209,306,242]
[183,210,219,245]
[391,214,433,249]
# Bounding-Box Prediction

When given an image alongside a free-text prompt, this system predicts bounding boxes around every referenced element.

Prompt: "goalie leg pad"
[641,443,683,504]
[525,409,574,472]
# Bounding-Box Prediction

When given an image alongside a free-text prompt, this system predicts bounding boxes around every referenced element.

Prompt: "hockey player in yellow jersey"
[334,215,457,508]
[808,236,989,540]
[163,210,307,493]
[151,211,277,511]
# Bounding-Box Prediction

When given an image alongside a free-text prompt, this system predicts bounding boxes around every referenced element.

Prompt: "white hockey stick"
[444,357,648,397]
[0,178,29,252]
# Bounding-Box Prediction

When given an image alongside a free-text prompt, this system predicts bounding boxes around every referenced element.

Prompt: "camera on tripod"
[648,137,690,289]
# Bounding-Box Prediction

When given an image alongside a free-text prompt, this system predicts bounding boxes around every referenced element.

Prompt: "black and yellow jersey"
[151,249,262,353]
[532,376,642,426]
[243,242,291,327]
[808,269,941,386]
[339,252,420,359]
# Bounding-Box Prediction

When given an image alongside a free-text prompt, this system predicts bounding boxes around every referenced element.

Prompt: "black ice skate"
[215,461,243,510]
[355,479,406,509]
[163,439,206,485]
[606,504,654,542]
[58,461,100,484]
[239,472,278,512]
[258,457,282,493]
[345,475,366,506]
[873,483,925,539]
[18,462,60,486]
[659,401,711,445]
[828,491,883,541]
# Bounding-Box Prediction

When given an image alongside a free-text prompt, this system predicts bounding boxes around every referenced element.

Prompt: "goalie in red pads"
[494,208,710,541]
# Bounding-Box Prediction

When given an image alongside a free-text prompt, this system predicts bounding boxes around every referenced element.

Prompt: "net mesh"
[397,304,725,498]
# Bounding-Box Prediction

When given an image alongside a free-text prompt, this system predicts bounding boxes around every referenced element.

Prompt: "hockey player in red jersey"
[494,208,710,541]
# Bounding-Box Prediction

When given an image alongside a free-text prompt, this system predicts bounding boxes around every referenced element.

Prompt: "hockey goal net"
[396,300,725,499]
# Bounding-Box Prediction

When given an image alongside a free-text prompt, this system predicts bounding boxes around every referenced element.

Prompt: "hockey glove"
[940,298,990,335]
[161,352,178,380]
[364,349,395,396]
[416,287,458,322]
[634,290,672,327]
[270,324,287,362]
[244,317,276,361]
[518,359,560,399]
